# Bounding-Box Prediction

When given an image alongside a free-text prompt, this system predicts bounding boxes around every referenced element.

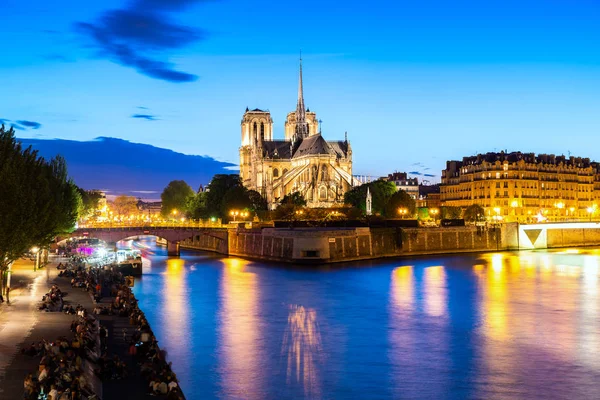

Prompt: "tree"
[160,180,194,217]
[77,188,103,220]
[464,204,485,222]
[221,186,252,220]
[441,206,463,219]
[384,189,416,217]
[205,174,243,218]
[247,190,268,212]
[111,195,139,218]
[280,191,307,207]
[344,180,396,215]
[187,191,210,219]
[0,126,81,295]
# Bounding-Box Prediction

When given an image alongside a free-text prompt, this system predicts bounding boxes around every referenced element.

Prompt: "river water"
[125,238,600,400]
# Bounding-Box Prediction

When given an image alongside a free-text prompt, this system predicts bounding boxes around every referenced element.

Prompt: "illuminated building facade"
[441,152,599,221]
[385,172,419,199]
[239,60,353,209]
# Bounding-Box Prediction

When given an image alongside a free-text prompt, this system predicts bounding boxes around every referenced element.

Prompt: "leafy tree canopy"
[280,191,307,207]
[0,125,81,276]
[344,180,396,215]
[111,195,139,217]
[464,204,485,222]
[247,190,268,212]
[385,189,416,217]
[206,174,242,218]
[441,206,463,220]
[160,180,194,217]
[221,186,252,220]
[77,188,103,219]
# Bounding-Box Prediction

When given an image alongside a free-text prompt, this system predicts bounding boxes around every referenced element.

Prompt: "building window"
[496,172,500,179]
[273,168,279,178]
[319,186,327,200]
[260,122,265,141]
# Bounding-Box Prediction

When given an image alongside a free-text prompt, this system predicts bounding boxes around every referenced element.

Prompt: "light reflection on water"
[128,238,600,400]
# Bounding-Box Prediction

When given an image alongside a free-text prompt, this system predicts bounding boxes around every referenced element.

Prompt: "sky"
[1,0,600,182]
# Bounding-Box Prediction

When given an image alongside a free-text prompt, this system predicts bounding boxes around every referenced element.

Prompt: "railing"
[77,219,225,229]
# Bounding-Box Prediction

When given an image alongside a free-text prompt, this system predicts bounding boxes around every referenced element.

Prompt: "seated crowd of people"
[22,313,99,399]
[25,255,184,399]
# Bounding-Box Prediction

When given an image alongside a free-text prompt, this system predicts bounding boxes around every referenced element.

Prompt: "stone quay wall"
[181,226,506,263]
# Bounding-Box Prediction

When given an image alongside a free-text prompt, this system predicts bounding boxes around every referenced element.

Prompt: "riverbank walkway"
[0,257,177,399]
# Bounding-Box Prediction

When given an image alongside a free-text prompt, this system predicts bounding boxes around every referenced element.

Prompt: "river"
[123,238,600,400]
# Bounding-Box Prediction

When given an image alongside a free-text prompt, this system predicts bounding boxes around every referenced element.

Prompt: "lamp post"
[230,210,239,222]
[587,206,594,222]
[397,208,408,219]
[31,246,40,272]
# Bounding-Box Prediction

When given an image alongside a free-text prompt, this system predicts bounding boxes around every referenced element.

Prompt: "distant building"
[416,184,441,209]
[239,59,353,209]
[384,172,419,199]
[138,200,162,217]
[441,151,599,221]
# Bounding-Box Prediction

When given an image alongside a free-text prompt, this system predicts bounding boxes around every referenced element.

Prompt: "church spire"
[295,53,308,139]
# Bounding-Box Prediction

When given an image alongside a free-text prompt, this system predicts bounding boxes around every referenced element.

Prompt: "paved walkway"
[0,257,99,399]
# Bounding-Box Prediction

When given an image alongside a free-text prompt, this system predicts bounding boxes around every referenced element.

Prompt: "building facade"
[239,61,353,209]
[385,172,419,199]
[441,152,599,221]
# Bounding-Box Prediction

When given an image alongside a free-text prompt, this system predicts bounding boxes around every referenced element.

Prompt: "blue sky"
[2,0,600,181]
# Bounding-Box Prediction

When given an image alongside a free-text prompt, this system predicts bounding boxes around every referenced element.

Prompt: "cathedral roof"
[292,134,348,159]
[262,140,292,159]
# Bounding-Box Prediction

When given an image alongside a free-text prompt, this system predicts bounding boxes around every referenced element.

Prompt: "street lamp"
[429,208,439,220]
[31,246,40,272]
[397,208,408,218]
[230,210,240,222]
[587,206,594,222]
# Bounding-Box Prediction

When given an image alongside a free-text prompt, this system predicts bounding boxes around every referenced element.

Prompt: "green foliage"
[417,207,430,220]
[160,180,194,217]
[112,195,139,217]
[441,206,463,219]
[205,174,242,218]
[273,204,297,221]
[344,180,396,215]
[77,188,103,219]
[280,191,307,207]
[247,190,268,212]
[464,204,485,222]
[384,189,416,217]
[0,125,81,274]
[221,186,252,219]
[187,191,210,219]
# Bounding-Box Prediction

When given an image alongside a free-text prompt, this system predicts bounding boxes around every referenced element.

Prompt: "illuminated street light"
[397,208,408,218]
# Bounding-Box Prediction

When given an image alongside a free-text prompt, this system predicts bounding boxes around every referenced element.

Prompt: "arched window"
[260,122,265,141]
[253,122,257,141]
[283,169,288,175]
[273,168,279,178]
[319,186,327,200]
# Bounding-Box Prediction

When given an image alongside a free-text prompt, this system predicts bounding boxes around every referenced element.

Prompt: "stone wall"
[179,229,228,254]
[221,226,506,263]
[546,228,600,248]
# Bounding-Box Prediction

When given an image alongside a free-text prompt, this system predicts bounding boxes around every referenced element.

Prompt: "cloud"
[16,120,42,130]
[1,119,42,131]
[131,114,157,121]
[137,106,149,110]
[424,174,436,177]
[408,171,423,176]
[75,0,209,83]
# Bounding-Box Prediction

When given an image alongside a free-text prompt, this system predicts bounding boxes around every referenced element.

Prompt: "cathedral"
[239,60,354,209]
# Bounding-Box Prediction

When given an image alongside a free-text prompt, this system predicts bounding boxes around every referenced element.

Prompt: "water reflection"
[130,242,600,400]
[282,305,323,399]
[423,266,447,318]
[218,258,262,399]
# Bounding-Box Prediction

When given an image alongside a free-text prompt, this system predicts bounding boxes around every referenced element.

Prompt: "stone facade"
[239,61,353,209]
[441,151,600,221]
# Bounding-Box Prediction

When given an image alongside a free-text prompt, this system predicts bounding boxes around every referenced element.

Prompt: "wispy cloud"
[424,173,436,177]
[1,118,42,131]
[408,171,423,176]
[75,0,210,83]
[131,114,157,121]
[17,120,42,130]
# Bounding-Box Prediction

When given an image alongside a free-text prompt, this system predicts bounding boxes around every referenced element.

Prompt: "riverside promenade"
[0,257,182,399]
